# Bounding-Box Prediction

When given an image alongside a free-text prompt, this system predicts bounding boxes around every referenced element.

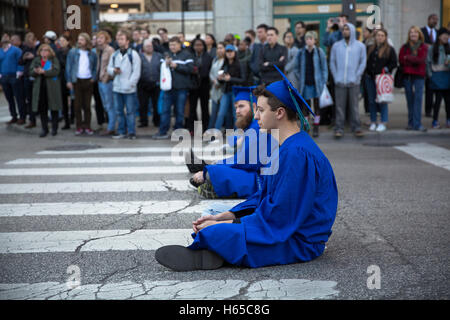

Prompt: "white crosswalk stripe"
[395,143,450,171]
[0,166,190,176]
[0,229,194,254]
[0,180,192,194]
[0,200,242,217]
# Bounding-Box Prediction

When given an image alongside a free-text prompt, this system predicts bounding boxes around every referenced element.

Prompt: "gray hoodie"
[330,23,366,86]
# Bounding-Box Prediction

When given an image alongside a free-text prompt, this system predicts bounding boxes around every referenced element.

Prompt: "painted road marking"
[0,180,191,194]
[395,143,450,172]
[0,166,190,176]
[0,200,243,217]
[0,229,193,253]
[0,279,339,300]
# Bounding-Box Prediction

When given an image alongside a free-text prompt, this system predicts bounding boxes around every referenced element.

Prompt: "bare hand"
[193,171,205,184]
[193,219,218,234]
[192,215,217,233]
[66,82,73,90]
[263,62,269,67]
[170,62,178,69]
[224,74,231,81]
[114,67,121,75]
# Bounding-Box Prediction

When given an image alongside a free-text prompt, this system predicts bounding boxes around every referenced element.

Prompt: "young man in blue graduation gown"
[187,86,269,199]
[155,67,338,271]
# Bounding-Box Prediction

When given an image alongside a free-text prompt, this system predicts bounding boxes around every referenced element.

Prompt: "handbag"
[394,66,404,88]
[376,69,394,103]
[319,85,333,109]
[160,63,172,91]
[429,71,450,90]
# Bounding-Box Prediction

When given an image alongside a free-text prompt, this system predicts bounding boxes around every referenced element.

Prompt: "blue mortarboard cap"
[266,65,315,118]
[225,44,237,51]
[232,86,257,103]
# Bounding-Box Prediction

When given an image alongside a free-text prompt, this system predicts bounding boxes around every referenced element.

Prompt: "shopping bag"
[375,70,394,103]
[160,63,172,91]
[319,85,333,109]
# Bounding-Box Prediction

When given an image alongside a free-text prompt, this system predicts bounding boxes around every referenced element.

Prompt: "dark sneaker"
[354,130,365,138]
[312,125,319,138]
[432,120,440,129]
[334,131,343,139]
[39,130,49,138]
[184,148,207,173]
[85,129,94,136]
[416,126,427,133]
[128,134,137,140]
[112,133,127,139]
[155,245,224,272]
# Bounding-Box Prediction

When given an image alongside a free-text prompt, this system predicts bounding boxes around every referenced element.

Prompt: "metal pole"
[181,0,186,35]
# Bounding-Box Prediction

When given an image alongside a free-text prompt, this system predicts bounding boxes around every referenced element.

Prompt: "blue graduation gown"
[204,120,269,198]
[189,131,338,268]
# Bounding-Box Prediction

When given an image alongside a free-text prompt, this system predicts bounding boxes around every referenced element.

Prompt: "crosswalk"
[0,143,260,300]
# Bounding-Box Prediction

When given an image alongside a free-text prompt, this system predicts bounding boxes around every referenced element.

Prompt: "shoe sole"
[155,245,224,272]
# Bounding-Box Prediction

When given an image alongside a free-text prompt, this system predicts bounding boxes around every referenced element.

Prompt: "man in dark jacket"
[138,39,162,128]
[421,13,439,117]
[258,27,288,85]
[153,36,194,139]
[19,32,40,128]
[249,24,268,84]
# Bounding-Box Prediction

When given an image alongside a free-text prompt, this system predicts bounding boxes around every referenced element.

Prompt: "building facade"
[214,0,447,51]
[0,0,29,37]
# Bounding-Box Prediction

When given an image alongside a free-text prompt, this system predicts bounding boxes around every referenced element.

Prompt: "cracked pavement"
[0,120,449,300]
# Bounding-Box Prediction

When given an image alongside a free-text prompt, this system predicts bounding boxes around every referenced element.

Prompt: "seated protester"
[155,66,338,271]
[187,86,272,200]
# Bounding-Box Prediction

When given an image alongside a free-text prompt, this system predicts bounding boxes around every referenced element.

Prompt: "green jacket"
[29,56,62,113]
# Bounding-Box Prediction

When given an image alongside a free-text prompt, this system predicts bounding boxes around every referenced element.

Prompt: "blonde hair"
[78,32,92,50]
[37,44,56,58]
[407,26,425,44]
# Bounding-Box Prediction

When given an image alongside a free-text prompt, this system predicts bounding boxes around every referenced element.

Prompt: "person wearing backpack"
[295,31,328,138]
[107,29,141,140]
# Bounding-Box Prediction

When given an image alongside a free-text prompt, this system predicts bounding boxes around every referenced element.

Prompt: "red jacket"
[399,43,428,77]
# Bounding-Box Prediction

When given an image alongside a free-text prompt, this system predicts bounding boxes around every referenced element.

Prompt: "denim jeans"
[113,92,137,135]
[215,92,236,130]
[98,82,116,132]
[159,89,187,135]
[0,74,26,120]
[365,76,388,123]
[403,75,425,129]
[208,100,220,129]
[201,202,233,217]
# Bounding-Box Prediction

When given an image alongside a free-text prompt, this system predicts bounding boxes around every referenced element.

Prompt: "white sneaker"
[369,123,377,131]
[376,123,387,132]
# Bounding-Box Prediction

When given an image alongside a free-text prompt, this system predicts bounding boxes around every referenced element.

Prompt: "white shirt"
[77,49,92,79]
[425,26,437,43]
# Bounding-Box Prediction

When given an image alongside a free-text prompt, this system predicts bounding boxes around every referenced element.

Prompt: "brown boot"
[25,122,36,129]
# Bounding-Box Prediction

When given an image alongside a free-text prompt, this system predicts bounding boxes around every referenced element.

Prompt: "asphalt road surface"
[0,104,449,300]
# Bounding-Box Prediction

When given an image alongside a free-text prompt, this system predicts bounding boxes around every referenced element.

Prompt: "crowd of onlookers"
[0,13,449,140]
